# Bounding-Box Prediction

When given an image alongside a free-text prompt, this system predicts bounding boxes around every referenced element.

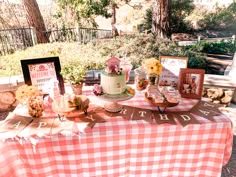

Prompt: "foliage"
[60,60,87,85]
[170,0,195,33]
[185,51,207,69]
[140,0,194,34]
[139,8,152,33]
[197,2,236,32]
[55,0,111,28]
[1,34,234,77]
[184,40,236,54]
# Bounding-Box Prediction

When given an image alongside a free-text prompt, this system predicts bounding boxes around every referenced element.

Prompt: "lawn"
[0,35,153,77]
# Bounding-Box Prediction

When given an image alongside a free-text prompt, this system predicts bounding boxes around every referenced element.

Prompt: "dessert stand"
[96,89,135,112]
[144,92,179,113]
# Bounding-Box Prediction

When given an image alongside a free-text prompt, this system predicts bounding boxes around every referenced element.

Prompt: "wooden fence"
[0,27,112,56]
[0,27,235,56]
[0,27,34,56]
[44,27,112,44]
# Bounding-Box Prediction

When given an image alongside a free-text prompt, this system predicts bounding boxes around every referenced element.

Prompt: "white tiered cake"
[99,56,126,95]
[100,71,126,95]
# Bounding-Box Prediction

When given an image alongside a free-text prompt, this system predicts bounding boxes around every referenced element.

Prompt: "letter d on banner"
[174,112,200,127]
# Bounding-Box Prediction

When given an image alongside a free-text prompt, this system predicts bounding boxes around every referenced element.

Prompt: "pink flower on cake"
[93,84,103,96]
[115,65,122,75]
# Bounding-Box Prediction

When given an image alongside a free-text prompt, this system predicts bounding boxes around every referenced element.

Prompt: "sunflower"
[142,58,163,75]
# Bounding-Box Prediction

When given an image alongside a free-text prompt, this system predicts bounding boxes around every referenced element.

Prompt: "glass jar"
[134,67,148,91]
[120,60,133,83]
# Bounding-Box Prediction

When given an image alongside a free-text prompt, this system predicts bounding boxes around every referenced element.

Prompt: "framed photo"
[21,57,65,95]
[178,68,205,99]
[159,56,188,88]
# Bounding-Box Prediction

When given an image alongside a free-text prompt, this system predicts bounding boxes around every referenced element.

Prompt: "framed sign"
[159,56,188,88]
[178,68,205,99]
[21,57,65,94]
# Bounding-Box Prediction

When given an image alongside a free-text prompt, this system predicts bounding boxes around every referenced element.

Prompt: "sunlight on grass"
[0,36,152,77]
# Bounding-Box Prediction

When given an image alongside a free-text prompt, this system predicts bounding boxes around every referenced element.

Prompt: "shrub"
[185,51,207,69]
[1,34,233,77]
[197,2,236,32]
[184,40,236,54]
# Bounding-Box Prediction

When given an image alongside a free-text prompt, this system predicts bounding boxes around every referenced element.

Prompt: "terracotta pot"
[71,83,83,95]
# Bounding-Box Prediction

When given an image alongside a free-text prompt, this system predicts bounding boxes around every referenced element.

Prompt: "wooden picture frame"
[159,56,188,88]
[21,57,65,95]
[178,68,205,99]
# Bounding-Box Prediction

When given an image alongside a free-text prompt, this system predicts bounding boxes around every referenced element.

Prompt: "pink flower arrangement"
[93,84,103,96]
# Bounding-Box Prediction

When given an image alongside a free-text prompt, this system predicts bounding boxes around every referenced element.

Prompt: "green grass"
[0,35,161,77]
[0,42,104,77]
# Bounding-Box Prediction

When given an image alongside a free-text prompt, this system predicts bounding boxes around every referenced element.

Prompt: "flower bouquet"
[142,58,163,85]
[15,85,44,117]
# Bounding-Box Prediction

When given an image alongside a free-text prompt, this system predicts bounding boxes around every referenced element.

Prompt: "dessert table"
[0,86,234,177]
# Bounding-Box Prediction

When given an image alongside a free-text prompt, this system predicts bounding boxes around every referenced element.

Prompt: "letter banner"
[0,114,33,139]
[190,107,218,121]
[1,100,225,138]
[174,112,200,127]
[153,112,176,125]
[17,118,54,137]
[113,105,135,120]
[132,107,153,123]
[193,100,222,114]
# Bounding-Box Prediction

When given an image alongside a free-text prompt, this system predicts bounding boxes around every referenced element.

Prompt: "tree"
[110,0,130,37]
[197,2,236,32]
[55,0,134,37]
[170,0,194,33]
[142,1,194,36]
[152,0,171,38]
[23,0,49,43]
[55,0,111,28]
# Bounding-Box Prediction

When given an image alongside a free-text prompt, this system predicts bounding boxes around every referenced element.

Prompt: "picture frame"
[21,57,65,95]
[178,68,205,99]
[159,56,188,88]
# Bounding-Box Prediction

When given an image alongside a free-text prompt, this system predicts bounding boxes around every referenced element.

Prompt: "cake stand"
[96,88,135,112]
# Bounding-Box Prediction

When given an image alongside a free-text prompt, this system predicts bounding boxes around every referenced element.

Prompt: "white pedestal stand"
[95,88,135,113]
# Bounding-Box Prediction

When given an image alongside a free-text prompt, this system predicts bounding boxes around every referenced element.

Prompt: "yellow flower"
[16,85,40,103]
[142,58,162,75]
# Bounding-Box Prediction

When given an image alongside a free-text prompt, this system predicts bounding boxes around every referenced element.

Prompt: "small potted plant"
[61,61,87,95]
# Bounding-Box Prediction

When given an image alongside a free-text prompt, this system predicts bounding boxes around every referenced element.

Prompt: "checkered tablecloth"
[0,87,233,177]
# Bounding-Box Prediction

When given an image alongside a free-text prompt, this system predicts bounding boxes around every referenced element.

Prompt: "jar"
[120,60,133,83]
[134,67,148,91]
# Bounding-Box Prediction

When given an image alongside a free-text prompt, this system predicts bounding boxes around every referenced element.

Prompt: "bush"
[184,40,236,54]
[197,2,236,32]
[1,34,234,77]
[185,51,207,69]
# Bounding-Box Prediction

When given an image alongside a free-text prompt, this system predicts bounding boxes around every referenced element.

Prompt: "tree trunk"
[23,0,49,43]
[111,3,119,37]
[152,0,171,38]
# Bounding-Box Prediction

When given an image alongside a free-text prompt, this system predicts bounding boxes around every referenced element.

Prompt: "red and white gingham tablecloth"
[0,87,233,177]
